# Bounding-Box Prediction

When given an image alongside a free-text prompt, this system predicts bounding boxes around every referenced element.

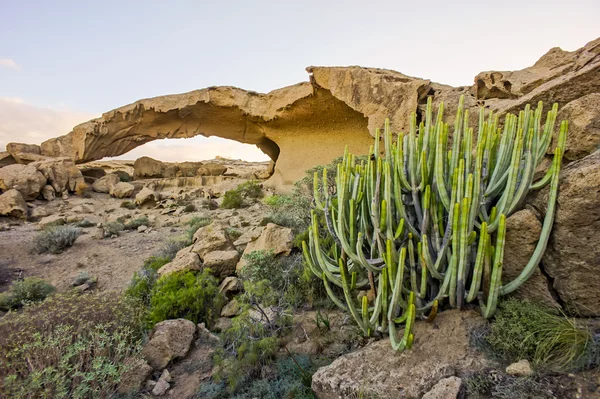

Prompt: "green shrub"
[33,225,81,253]
[125,256,171,305]
[184,203,196,213]
[0,292,144,398]
[76,219,96,228]
[0,277,55,310]
[123,216,149,230]
[236,180,263,199]
[186,216,211,240]
[464,369,574,399]
[147,269,224,328]
[71,271,96,287]
[221,189,244,209]
[120,200,136,210]
[262,194,311,234]
[226,227,242,240]
[486,299,596,371]
[104,221,125,237]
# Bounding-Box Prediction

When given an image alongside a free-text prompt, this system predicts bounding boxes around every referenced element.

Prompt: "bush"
[0,292,144,398]
[226,227,242,241]
[486,299,597,371]
[186,216,211,240]
[0,277,55,310]
[184,203,197,213]
[33,225,81,254]
[236,180,263,199]
[202,198,219,210]
[123,216,149,230]
[147,269,224,328]
[120,200,136,210]
[104,221,125,237]
[76,219,96,228]
[125,256,171,305]
[221,189,244,209]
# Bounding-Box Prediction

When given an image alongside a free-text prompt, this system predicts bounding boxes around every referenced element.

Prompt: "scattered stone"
[237,223,293,270]
[109,182,135,198]
[117,357,153,394]
[145,380,157,391]
[0,189,28,219]
[221,299,240,317]
[66,215,83,224]
[0,164,47,200]
[31,157,85,195]
[41,185,55,201]
[135,186,161,208]
[142,318,196,370]
[137,225,148,233]
[92,174,120,193]
[157,249,202,277]
[422,376,462,399]
[152,378,170,396]
[202,250,240,278]
[159,369,172,383]
[197,322,220,344]
[191,222,235,258]
[506,359,533,377]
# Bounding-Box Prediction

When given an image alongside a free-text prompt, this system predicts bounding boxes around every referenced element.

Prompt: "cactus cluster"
[302,96,568,351]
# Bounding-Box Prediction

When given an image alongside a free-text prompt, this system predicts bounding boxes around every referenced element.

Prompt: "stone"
[80,167,106,179]
[197,322,221,344]
[38,215,66,229]
[92,173,120,193]
[218,276,243,298]
[152,378,170,396]
[134,156,167,179]
[109,182,135,198]
[66,215,83,224]
[0,151,16,167]
[142,318,196,370]
[502,209,559,308]
[552,93,600,161]
[197,163,227,176]
[233,226,264,247]
[135,186,161,208]
[41,185,55,201]
[5,143,41,163]
[157,248,202,277]
[311,310,488,399]
[0,189,28,219]
[116,357,153,394]
[191,222,235,258]
[159,368,172,383]
[237,223,293,270]
[214,317,233,332]
[202,250,240,278]
[0,164,47,200]
[506,359,533,377]
[31,157,84,195]
[137,225,147,233]
[221,299,240,317]
[422,377,462,399]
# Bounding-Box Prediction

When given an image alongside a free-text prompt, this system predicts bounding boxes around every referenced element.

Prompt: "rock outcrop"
[0,164,47,200]
[142,319,196,370]
[0,189,28,218]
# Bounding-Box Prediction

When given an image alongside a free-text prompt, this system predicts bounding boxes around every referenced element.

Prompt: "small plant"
[74,181,89,196]
[314,310,331,333]
[147,269,224,328]
[104,220,125,237]
[0,277,55,310]
[236,180,264,199]
[120,200,136,210]
[184,203,197,213]
[202,198,219,210]
[221,189,244,209]
[33,225,81,253]
[186,216,211,241]
[123,216,149,230]
[125,256,171,305]
[226,227,242,240]
[221,181,264,209]
[76,219,96,228]
[71,271,96,287]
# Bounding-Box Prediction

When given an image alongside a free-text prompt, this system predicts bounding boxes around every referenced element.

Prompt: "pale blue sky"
[0,0,598,161]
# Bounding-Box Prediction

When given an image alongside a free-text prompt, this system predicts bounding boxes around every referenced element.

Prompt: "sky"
[0,0,598,162]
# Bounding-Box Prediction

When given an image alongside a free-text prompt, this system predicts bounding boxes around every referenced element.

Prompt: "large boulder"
[237,223,293,270]
[5,143,41,164]
[157,249,202,277]
[531,150,600,316]
[117,357,153,394]
[134,156,166,179]
[109,182,135,198]
[502,208,559,308]
[0,152,16,167]
[30,157,85,195]
[80,167,106,179]
[0,164,47,200]
[142,319,196,370]
[135,186,161,207]
[202,250,240,279]
[197,163,227,176]
[0,189,28,219]
[92,173,120,193]
[311,310,488,399]
[192,222,236,258]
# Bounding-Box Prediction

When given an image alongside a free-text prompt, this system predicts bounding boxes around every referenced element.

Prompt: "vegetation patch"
[0,277,55,311]
[221,181,264,209]
[33,225,81,254]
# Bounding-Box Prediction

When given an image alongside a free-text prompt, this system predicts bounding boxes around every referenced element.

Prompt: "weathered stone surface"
[30,157,85,195]
[142,318,196,370]
[237,223,293,270]
[202,250,239,278]
[534,150,600,316]
[109,182,135,198]
[135,186,161,207]
[92,173,120,193]
[39,215,66,229]
[6,143,41,164]
[422,376,462,399]
[80,167,106,179]
[41,185,55,201]
[0,164,47,200]
[134,156,206,179]
[197,163,227,176]
[218,276,242,299]
[192,222,235,258]
[503,209,559,308]
[220,299,240,317]
[117,357,153,394]
[311,310,488,399]
[152,377,170,396]
[506,359,533,377]
[0,189,28,218]
[157,249,202,277]
[0,152,16,167]
[134,156,167,179]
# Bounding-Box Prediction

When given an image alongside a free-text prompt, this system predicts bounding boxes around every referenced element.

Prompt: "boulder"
[39,215,66,229]
[0,151,16,167]
[92,173,120,193]
[117,357,153,394]
[202,250,240,278]
[142,318,196,370]
[31,157,85,195]
[6,143,41,164]
[311,310,488,399]
[0,164,47,200]
[237,223,293,270]
[192,222,236,258]
[41,185,55,201]
[80,167,106,179]
[109,182,135,198]
[214,317,233,332]
[133,156,166,179]
[218,276,243,299]
[422,377,462,399]
[111,170,132,182]
[552,93,600,161]
[135,186,161,207]
[0,189,28,219]
[221,299,240,317]
[157,249,202,277]
[197,163,227,176]
[506,359,533,377]
[503,208,559,308]
[152,377,170,396]
[175,161,205,177]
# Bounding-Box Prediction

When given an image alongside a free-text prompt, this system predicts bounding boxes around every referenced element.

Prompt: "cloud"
[0,58,20,71]
[0,98,270,162]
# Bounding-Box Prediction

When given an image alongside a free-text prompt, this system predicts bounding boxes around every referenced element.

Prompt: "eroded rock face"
[552,93,600,161]
[135,186,161,207]
[31,157,85,195]
[236,223,293,270]
[0,189,28,218]
[0,164,47,200]
[311,310,488,399]
[191,222,235,258]
[142,319,196,370]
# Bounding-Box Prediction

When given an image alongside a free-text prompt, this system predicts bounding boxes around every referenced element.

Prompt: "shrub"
[154,238,189,260]
[104,221,125,237]
[236,180,263,199]
[74,181,89,196]
[202,198,219,210]
[186,216,211,240]
[486,299,596,371]
[0,277,55,310]
[226,227,242,241]
[263,194,311,234]
[221,189,244,209]
[125,256,171,305]
[147,269,224,328]
[71,271,96,287]
[76,219,96,228]
[120,200,136,210]
[33,225,81,254]
[184,203,197,213]
[0,292,144,398]
[123,216,149,230]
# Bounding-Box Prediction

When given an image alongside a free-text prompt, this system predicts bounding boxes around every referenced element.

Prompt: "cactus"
[302,96,567,350]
